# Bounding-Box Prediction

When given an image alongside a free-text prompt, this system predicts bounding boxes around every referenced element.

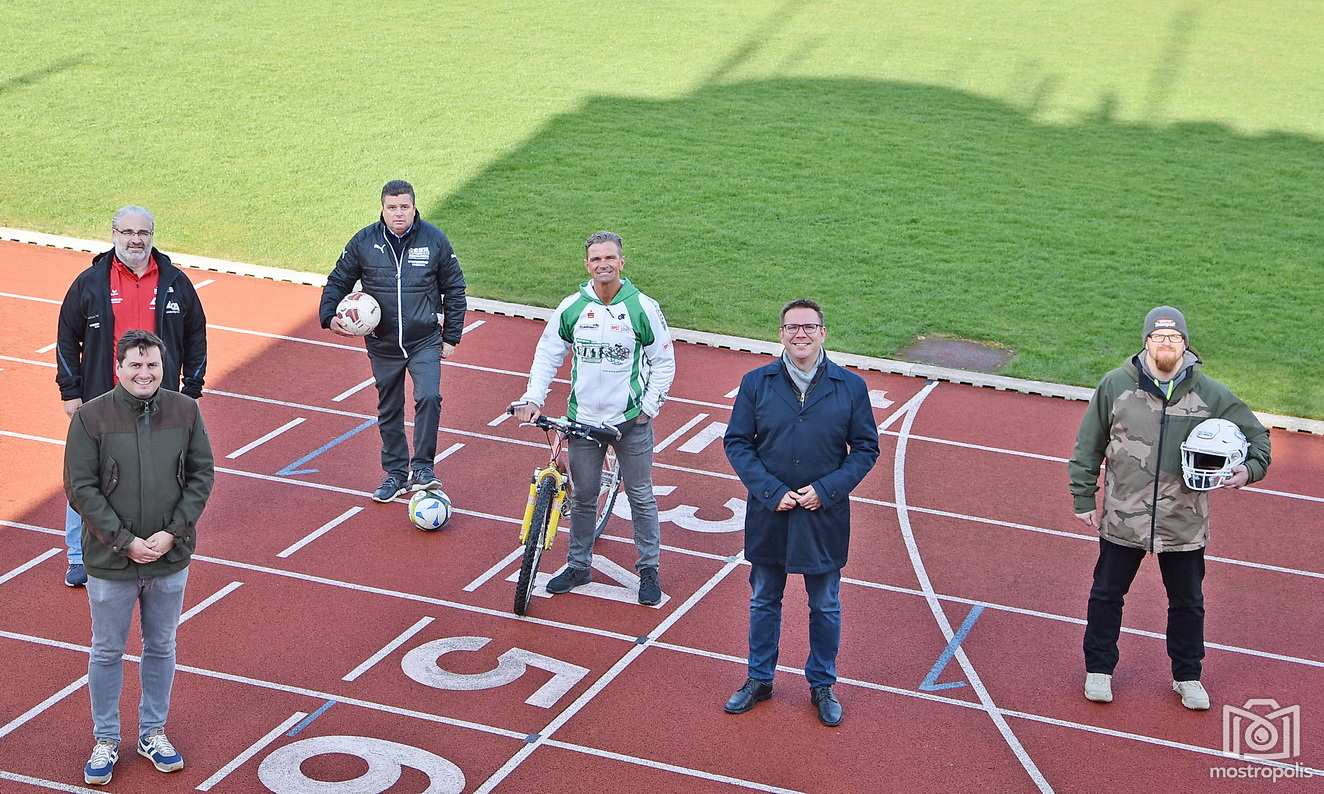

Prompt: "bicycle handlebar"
[507,404,622,442]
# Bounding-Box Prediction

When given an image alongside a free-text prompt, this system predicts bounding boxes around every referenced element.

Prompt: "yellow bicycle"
[509,410,622,616]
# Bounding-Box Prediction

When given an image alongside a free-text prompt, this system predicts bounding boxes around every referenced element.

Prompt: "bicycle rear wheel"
[514,477,558,616]
[591,447,622,538]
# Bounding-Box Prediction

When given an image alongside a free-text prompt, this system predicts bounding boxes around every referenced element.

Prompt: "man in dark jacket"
[65,330,214,786]
[55,206,208,587]
[320,180,467,503]
[1069,306,1269,710]
[722,299,880,726]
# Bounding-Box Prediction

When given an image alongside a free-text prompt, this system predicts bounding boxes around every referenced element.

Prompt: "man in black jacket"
[320,180,467,503]
[55,206,208,587]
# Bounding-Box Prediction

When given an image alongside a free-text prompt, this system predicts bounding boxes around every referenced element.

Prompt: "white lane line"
[276,507,364,559]
[539,739,804,793]
[0,548,62,586]
[0,429,63,444]
[892,382,1051,792]
[196,712,306,791]
[0,354,55,368]
[1,516,1312,671]
[331,376,375,403]
[1243,485,1324,504]
[0,675,89,740]
[653,412,708,453]
[225,417,306,459]
[877,388,935,432]
[342,616,434,682]
[434,442,465,463]
[487,411,514,427]
[474,554,747,793]
[724,386,739,398]
[462,319,486,334]
[463,547,525,592]
[0,291,60,305]
[179,581,243,624]
[194,278,216,289]
[0,769,103,793]
[35,342,58,354]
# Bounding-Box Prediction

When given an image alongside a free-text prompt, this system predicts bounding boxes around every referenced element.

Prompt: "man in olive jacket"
[723,299,880,727]
[64,330,214,786]
[1069,306,1269,711]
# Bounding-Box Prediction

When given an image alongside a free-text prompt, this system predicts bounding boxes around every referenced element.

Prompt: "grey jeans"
[566,418,660,572]
[86,567,189,742]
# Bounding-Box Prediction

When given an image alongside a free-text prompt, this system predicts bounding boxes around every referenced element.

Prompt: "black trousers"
[368,344,441,478]
[1083,537,1206,680]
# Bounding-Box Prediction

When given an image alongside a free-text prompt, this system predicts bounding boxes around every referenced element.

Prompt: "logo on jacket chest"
[574,341,631,364]
[408,246,430,267]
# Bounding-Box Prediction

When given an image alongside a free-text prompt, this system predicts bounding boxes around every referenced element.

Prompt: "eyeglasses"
[1148,333,1184,344]
[780,323,824,334]
[113,227,154,239]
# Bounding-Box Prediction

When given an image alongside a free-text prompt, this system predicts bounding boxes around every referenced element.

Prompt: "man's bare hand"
[63,398,82,418]
[792,485,821,510]
[126,537,163,564]
[1225,465,1249,489]
[776,492,798,511]
[442,342,456,359]
[144,531,176,554]
[1074,510,1097,529]
[511,402,541,423]
[328,316,356,337]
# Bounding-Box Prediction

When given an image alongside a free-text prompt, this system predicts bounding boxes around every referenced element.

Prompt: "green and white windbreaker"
[520,278,676,425]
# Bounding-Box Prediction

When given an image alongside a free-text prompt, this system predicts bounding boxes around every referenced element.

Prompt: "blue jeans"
[747,563,842,688]
[86,568,189,742]
[65,502,83,565]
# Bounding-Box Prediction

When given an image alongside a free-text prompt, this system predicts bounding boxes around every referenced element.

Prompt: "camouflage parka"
[1068,354,1270,552]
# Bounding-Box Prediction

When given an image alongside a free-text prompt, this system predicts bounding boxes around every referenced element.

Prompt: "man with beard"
[1069,306,1270,710]
[320,180,467,503]
[56,206,208,587]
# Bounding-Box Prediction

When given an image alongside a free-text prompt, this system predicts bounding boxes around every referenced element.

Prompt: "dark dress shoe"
[811,685,843,726]
[724,678,773,714]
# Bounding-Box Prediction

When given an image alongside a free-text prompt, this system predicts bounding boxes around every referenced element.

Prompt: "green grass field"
[3,1,1321,416]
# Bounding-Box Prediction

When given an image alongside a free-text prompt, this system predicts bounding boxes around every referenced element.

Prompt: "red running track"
[0,241,1321,793]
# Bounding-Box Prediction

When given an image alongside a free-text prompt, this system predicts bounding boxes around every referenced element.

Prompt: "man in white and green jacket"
[513,231,676,605]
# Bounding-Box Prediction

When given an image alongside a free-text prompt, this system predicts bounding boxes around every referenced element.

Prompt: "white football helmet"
[1180,418,1248,491]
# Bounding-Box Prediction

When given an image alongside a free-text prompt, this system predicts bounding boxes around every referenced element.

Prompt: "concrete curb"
[4,226,1320,436]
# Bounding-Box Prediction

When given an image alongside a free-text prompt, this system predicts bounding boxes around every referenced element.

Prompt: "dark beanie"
[1143,305,1188,343]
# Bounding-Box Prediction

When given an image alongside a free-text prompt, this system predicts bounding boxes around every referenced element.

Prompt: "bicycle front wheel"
[592,447,622,539]
[514,476,558,616]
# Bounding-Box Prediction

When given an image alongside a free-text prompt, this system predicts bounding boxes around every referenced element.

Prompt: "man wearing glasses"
[722,298,879,726]
[1069,306,1270,710]
[55,206,208,587]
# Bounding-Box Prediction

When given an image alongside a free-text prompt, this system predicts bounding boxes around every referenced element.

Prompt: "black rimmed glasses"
[113,227,154,239]
[780,323,824,335]
[1148,333,1184,344]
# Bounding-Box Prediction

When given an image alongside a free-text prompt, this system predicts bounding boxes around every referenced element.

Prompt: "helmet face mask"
[1180,418,1248,491]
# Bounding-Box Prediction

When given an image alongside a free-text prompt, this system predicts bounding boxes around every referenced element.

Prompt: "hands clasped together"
[776,485,822,512]
[126,532,177,564]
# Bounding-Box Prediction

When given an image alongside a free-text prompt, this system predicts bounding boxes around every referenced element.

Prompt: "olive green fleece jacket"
[1068,354,1270,553]
[64,383,215,579]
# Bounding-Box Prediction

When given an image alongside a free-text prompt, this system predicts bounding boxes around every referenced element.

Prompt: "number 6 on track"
[258,735,463,793]
[401,636,590,708]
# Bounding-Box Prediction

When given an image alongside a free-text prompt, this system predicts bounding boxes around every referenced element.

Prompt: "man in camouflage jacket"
[1068,306,1270,710]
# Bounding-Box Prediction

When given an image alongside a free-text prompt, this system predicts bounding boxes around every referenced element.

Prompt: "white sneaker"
[1084,673,1113,703]
[1173,679,1210,710]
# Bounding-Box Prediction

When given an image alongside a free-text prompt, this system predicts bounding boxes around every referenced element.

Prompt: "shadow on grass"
[0,55,86,96]
[428,86,1322,419]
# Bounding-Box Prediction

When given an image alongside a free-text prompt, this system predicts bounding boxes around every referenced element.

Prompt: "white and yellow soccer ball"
[335,291,381,336]
[408,488,452,531]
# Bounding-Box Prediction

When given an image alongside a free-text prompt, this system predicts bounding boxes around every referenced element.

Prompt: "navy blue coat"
[724,357,880,574]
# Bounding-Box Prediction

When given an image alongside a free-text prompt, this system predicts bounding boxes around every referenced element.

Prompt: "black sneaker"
[372,474,407,503]
[410,466,441,492]
[546,566,591,594]
[637,566,662,606]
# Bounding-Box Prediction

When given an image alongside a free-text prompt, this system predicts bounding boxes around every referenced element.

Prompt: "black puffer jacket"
[56,250,208,401]
[319,214,467,357]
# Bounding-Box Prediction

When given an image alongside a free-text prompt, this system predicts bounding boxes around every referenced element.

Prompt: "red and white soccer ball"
[336,292,381,336]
